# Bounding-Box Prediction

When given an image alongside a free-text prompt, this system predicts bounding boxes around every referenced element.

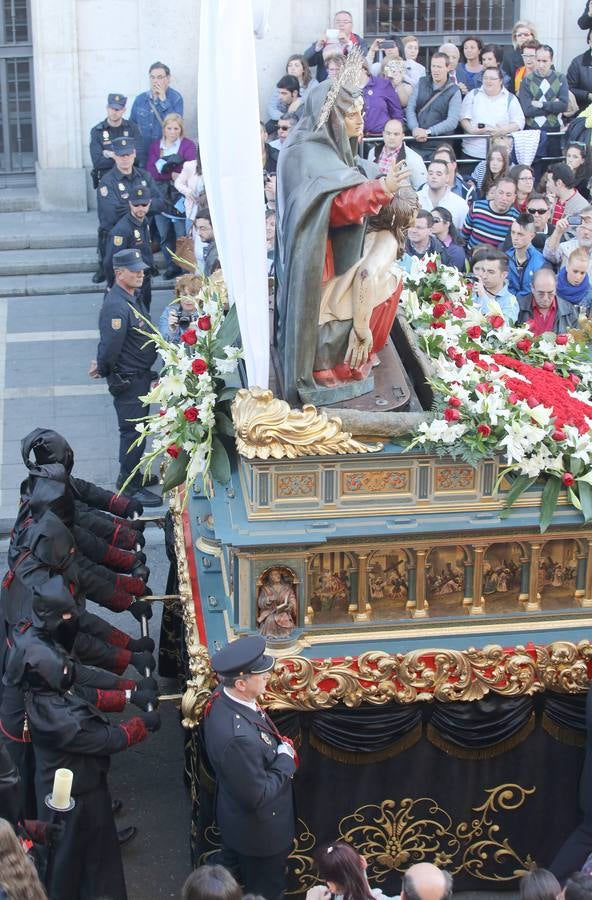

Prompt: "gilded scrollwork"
[171,491,217,728]
[339,785,535,883]
[536,640,592,693]
[286,819,318,895]
[231,387,382,460]
[263,646,549,712]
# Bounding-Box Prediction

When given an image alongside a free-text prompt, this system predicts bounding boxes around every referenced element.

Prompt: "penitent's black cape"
[275,79,370,405]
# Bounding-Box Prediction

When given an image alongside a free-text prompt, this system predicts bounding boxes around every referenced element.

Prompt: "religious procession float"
[137,47,592,895]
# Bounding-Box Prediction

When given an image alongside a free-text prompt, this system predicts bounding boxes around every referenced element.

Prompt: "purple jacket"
[146,136,197,182]
[362,75,403,135]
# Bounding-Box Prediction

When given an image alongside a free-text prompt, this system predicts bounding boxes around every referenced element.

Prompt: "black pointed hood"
[21,428,74,475]
[3,625,74,692]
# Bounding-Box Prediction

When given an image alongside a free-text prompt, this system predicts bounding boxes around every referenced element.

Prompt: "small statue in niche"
[257,568,297,639]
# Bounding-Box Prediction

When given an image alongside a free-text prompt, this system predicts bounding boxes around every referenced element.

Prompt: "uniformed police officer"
[96,137,163,273]
[89,248,161,507]
[105,184,157,311]
[89,95,141,284]
[201,636,296,900]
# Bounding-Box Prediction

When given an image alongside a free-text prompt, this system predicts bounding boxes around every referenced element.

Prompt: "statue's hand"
[384,159,412,195]
[344,326,373,370]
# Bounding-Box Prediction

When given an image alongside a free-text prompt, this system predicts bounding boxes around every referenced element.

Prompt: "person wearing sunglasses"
[104,184,158,311]
[269,114,298,151]
[518,193,555,251]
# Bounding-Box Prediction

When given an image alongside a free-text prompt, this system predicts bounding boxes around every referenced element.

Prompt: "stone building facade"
[5,0,587,209]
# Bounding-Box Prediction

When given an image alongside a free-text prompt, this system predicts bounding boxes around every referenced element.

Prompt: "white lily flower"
[528,404,553,428]
[215,357,239,376]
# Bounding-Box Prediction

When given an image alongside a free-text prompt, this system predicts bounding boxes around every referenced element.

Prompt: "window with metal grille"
[0,0,35,177]
[365,0,518,44]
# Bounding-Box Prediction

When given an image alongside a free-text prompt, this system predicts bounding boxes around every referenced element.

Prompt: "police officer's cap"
[107,93,127,110]
[112,248,148,272]
[211,636,274,677]
[112,137,136,156]
[130,185,152,204]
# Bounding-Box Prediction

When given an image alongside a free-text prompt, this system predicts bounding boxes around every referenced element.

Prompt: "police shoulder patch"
[113,236,123,246]
[100,186,108,196]
[111,318,122,330]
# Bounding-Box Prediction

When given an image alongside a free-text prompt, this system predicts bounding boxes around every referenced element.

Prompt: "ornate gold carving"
[536,640,592,693]
[261,644,589,711]
[171,491,217,727]
[231,387,382,460]
[342,469,411,495]
[338,785,535,882]
[434,465,475,492]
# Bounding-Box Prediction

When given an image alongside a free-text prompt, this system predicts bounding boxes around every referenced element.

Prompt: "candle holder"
[44,794,76,814]
[43,794,76,891]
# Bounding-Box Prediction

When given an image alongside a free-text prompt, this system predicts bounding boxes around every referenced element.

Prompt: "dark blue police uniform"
[96,249,157,488]
[97,166,163,233]
[201,637,296,900]
[105,185,156,310]
[89,94,142,183]
[94,134,163,284]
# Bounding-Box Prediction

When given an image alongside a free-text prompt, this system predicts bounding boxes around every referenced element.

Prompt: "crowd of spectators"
[5,11,592,900]
[257,7,592,335]
[88,9,592,340]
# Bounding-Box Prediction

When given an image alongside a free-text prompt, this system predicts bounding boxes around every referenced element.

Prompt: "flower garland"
[401,255,592,532]
[124,276,242,502]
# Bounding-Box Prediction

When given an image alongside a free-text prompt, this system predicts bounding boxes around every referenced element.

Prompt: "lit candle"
[51,769,73,810]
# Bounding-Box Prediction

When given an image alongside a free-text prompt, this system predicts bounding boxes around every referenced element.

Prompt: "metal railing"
[360,129,567,168]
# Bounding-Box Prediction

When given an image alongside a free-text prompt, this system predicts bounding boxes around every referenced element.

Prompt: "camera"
[178,313,192,328]
[381,40,396,49]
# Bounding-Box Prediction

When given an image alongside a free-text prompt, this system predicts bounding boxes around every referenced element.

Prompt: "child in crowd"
[471,246,519,323]
[468,142,511,200]
[556,247,592,313]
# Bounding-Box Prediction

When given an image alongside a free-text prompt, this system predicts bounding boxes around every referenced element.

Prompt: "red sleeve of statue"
[329,181,391,227]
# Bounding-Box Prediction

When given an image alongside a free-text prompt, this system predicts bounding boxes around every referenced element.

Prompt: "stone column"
[519,554,530,603]
[412,549,428,618]
[406,559,417,612]
[30,0,87,210]
[576,550,587,601]
[526,543,542,611]
[354,553,371,621]
[518,0,566,66]
[470,546,485,615]
[463,556,473,607]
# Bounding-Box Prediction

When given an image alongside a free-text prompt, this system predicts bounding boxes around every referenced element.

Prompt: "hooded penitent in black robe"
[275,79,392,406]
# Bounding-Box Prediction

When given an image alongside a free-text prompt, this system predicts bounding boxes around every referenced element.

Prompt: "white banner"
[198,0,270,389]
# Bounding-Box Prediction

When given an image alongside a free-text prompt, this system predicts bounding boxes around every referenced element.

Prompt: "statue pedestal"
[271,338,411,412]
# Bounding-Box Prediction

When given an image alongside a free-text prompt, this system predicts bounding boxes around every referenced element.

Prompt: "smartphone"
[326,28,339,41]
[381,40,396,49]
[567,214,583,226]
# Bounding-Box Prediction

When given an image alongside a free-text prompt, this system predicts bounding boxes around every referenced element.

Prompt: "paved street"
[0,272,193,897]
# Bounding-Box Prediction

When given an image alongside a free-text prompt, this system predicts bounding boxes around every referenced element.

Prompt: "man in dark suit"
[201,636,296,900]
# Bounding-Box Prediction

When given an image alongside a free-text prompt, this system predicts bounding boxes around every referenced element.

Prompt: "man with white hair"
[402,863,453,900]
